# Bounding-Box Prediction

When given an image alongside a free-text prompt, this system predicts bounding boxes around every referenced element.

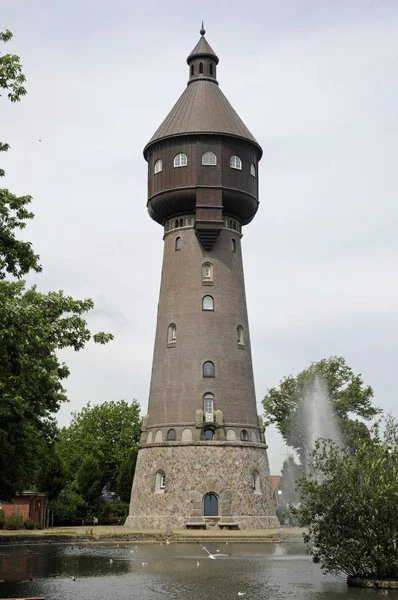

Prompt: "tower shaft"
[126,27,278,530]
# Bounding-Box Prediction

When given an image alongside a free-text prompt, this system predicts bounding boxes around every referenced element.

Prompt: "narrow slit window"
[202,151,217,166]
[209,63,213,75]
[155,470,166,492]
[237,325,244,345]
[232,238,236,252]
[154,159,162,174]
[175,237,181,251]
[202,295,214,311]
[191,64,194,76]
[168,323,177,343]
[204,393,214,414]
[202,262,214,281]
[199,62,203,74]
[230,155,242,170]
[250,163,256,177]
[203,361,215,377]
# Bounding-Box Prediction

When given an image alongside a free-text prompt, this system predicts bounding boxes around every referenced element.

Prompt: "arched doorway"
[204,493,218,516]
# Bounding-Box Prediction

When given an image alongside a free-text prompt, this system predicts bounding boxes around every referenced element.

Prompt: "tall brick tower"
[126,26,278,530]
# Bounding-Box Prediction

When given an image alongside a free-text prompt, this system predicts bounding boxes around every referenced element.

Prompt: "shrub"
[24,518,36,530]
[0,509,5,529]
[5,511,24,530]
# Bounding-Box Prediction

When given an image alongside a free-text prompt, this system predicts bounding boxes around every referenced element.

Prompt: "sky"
[1,0,397,474]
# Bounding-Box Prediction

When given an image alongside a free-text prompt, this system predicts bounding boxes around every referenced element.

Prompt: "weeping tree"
[295,417,398,583]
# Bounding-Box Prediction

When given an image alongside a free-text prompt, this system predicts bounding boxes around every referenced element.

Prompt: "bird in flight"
[197,541,230,559]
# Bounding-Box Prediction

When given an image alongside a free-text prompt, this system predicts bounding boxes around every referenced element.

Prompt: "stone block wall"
[126,442,279,530]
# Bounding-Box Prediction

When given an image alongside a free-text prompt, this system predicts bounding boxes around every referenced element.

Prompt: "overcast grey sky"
[2,0,397,474]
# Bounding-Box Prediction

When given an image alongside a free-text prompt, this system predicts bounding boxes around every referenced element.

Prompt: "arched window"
[232,238,236,252]
[168,323,177,343]
[209,63,213,75]
[203,392,214,414]
[154,159,162,174]
[241,429,249,441]
[203,361,215,377]
[202,295,214,311]
[204,429,214,440]
[202,262,213,281]
[202,151,217,166]
[250,163,256,177]
[199,62,203,74]
[155,470,165,492]
[175,237,181,251]
[179,218,183,227]
[230,155,242,170]
[237,325,244,345]
[174,153,187,168]
[204,493,218,516]
[167,429,176,441]
[191,64,194,76]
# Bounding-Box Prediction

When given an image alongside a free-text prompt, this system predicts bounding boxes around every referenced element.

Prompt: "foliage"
[295,418,398,580]
[276,506,285,526]
[116,449,137,502]
[100,501,129,525]
[0,282,113,499]
[59,400,141,494]
[4,511,24,530]
[48,492,87,525]
[0,30,27,103]
[76,456,103,504]
[35,444,67,501]
[0,509,5,529]
[0,30,113,500]
[279,455,302,506]
[263,357,380,462]
[23,518,36,530]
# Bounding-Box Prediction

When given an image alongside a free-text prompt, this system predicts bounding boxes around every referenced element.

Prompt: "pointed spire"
[187,26,219,65]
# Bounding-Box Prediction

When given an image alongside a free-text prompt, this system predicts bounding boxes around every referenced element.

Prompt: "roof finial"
[200,21,206,36]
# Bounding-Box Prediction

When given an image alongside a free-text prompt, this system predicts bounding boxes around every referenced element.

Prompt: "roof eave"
[143,131,263,160]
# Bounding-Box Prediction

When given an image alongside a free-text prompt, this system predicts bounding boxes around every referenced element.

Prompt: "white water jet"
[292,375,343,472]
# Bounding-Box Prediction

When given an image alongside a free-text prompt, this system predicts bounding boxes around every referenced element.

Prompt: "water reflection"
[0,542,384,600]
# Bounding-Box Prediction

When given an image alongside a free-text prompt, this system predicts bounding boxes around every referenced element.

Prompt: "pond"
[0,542,389,599]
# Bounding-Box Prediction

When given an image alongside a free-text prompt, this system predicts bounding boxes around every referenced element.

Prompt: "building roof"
[270,475,281,493]
[144,28,261,156]
[187,34,219,64]
[144,80,261,155]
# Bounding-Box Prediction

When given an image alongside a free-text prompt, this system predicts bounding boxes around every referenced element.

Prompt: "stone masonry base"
[127,443,279,530]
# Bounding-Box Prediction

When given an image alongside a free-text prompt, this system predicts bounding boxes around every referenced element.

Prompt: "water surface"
[0,542,387,599]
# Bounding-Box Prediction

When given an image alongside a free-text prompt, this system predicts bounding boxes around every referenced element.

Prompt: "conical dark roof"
[187,35,219,64]
[144,28,261,157]
[144,80,261,155]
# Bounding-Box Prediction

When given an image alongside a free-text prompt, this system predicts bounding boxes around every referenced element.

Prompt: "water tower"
[125,26,278,530]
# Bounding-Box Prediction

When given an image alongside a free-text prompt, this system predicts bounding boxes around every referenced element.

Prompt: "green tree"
[117,448,137,502]
[0,30,113,500]
[35,444,67,502]
[48,492,87,525]
[76,455,103,505]
[263,357,380,463]
[59,400,141,494]
[296,418,398,581]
